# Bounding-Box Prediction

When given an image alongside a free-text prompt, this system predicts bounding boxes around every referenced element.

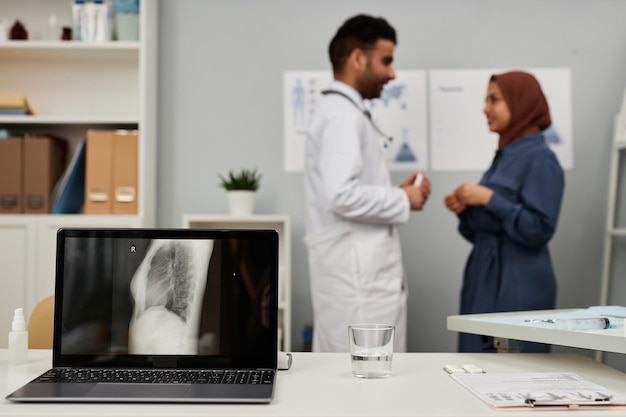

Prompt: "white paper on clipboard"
[451,372,626,409]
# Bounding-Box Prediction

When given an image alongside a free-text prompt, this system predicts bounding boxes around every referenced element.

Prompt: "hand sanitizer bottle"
[8,308,28,366]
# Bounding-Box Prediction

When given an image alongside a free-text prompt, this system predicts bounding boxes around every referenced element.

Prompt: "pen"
[413,172,423,187]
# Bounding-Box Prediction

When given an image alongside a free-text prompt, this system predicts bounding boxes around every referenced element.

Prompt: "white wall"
[155,0,626,364]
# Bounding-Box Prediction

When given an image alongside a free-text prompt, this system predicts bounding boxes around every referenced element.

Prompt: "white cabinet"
[0,214,141,346]
[0,217,36,344]
[0,0,157,345]
[183,214,292,351]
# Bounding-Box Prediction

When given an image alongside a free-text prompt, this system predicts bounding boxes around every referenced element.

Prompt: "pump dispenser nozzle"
[12,308,26,331]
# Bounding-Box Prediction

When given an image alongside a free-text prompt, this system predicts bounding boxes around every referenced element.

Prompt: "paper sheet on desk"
[451,372,626,408]
[587,306,626,318]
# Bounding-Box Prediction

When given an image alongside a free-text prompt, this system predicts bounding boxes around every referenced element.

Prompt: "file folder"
[0,138,24,213]
[23,135,68,214]
[112,130,138,214]
[51,140,86,214]
[84,130,115,214]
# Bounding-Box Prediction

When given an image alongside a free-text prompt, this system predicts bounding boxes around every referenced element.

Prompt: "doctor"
[304,14,431,352]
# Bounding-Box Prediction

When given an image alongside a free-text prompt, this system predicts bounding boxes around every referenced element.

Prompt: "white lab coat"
[304,80,409,352]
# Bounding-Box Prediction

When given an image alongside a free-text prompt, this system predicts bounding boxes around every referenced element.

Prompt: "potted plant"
[218,168,262,215]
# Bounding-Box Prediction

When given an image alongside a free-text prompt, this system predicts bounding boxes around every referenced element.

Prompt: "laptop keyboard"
[33,368,275,385]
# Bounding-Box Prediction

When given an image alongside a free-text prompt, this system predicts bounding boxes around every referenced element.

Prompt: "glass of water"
[348,324,394,378]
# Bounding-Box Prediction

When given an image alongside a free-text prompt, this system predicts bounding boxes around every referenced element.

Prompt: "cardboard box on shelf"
[112,130,138,214]
[84,130,115,214]
[85,129,139,215]
[0,138,24,213]
[23,135,68,214]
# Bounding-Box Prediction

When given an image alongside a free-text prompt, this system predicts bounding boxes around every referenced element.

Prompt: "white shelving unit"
[0,0,158,346]
[182,214,292,351]
[596,91,626,365]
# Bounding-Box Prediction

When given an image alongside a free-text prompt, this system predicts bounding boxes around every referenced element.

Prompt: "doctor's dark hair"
[328,14,397,72]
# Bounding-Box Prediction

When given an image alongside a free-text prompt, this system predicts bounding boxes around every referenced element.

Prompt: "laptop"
[7,228,279,403]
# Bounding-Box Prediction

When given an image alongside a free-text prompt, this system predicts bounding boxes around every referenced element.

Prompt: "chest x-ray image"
[129,239,213,354]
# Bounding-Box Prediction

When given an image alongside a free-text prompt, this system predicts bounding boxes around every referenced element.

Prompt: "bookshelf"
[0,0,158,346]
[182,214,292,352]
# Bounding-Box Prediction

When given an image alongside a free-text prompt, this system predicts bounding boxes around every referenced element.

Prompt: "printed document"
[451,372,626,408]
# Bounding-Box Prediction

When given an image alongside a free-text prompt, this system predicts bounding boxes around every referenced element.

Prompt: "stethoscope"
[321,90,393,148]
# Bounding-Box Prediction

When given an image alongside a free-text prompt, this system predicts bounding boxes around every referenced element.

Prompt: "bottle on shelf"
[46,14,58,41]
[9,20,28,40]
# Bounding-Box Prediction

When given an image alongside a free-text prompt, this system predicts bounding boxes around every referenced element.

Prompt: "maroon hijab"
[490,71,552,149]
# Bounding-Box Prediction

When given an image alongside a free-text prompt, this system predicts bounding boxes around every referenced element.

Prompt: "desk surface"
[447,307,626,354]
[2,350,626,416]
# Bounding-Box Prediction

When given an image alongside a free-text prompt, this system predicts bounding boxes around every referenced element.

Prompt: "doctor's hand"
[452,183,493,207]
[400,173,431,210]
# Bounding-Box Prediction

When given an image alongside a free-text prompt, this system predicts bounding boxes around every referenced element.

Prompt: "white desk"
[447,307,626,354]
[2,350,626,416]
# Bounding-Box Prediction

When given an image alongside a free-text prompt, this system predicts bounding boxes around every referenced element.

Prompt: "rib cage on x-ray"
[129,239,213,355]
[146,243,194,322]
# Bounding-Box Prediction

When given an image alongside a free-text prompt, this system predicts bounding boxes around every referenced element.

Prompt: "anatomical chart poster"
[283,70,428,172]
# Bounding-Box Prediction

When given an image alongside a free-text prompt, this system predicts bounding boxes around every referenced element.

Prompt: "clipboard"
[450,372,625,409]
[524,397,611,409]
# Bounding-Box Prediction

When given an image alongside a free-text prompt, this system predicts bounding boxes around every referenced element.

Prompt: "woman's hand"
[444,193,466,214]
[453,183,493,207]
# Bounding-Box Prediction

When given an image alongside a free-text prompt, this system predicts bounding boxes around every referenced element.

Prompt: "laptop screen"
[53,228,278,369]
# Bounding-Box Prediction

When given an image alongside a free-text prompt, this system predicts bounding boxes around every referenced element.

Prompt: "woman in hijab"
[444,71,565,353]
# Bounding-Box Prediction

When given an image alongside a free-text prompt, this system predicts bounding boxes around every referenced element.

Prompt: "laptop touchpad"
[87,383,190,398]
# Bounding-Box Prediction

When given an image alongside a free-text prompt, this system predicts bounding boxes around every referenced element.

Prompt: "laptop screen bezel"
[52,228,279,370]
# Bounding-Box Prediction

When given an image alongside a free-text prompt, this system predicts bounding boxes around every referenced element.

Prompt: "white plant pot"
[227,190,256,216]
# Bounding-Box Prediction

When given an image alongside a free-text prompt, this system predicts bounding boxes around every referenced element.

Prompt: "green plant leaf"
[218,168,261,191]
